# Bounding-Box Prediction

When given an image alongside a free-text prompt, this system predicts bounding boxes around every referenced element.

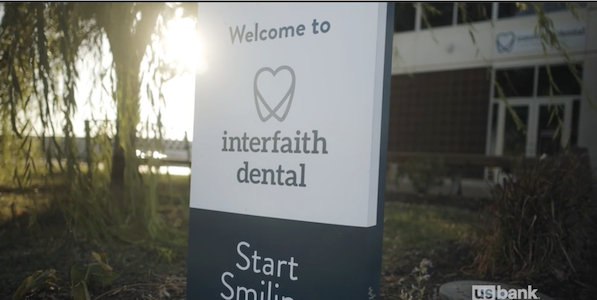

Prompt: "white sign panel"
[495,24,586,55]
[191,3,388,227]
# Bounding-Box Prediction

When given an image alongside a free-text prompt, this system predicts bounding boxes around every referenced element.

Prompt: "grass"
[0,167,484,299]
[0,167,191,225]
[381,201,481,271]
[0,170,191,298]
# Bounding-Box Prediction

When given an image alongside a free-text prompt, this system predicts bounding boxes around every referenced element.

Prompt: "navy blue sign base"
[187,208,383,300]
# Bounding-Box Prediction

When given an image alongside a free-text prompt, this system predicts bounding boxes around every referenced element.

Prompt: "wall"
[388,68,490,178]
[390,3,597,170]
[391,7,593,75]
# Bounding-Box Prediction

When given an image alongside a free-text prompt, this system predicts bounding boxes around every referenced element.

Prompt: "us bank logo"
[472,284,539,300]
[496,31,515,53]
[253,66,296,122]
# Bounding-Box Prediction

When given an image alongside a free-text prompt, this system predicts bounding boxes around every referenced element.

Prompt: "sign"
[495,24,586,55]
[187,3,393,300]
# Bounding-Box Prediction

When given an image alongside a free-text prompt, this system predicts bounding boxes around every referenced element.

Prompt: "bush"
[473,149,596,283]
[401,157,445,194]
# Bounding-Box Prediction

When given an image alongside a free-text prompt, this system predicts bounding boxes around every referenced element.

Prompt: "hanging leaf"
[71,281,91,300]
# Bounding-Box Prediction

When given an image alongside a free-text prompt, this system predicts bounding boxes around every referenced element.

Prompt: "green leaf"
[13,271,42,299]
[12,269,56,300]
[87,263,118,286]
[91,251,113,272]
[90,271,120,285]
[71,281,91,300]
[71,265,86,287]
[468,28,476,45]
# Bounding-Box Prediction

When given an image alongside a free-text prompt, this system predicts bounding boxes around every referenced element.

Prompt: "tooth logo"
[496,31,515,53]
[253,66,296,122]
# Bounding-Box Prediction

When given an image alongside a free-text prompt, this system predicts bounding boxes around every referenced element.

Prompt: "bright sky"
[74,11,201,142]
[0,5,201,142]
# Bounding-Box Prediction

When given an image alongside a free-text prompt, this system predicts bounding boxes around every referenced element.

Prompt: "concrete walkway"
[386,177,494,199]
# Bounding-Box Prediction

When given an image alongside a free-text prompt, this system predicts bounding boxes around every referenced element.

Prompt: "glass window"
[422,2,455,29]
[394,2,417,33]
[537,64,583,96]
[536,104,564,156]
[498,2,535,19]
[543,2,588,13]
[494,67,535,98]
[457,3,493,24]
[570,99,580,147]
[489,103,499,155]
[503,106,529,156]
[499,2,588,19]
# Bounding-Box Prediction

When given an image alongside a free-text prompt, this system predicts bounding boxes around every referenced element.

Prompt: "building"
[388,2,597,182]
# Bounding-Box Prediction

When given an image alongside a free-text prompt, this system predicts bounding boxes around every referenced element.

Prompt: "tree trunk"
[97,2,162,207]
[104,29,142,204]
[109,63,141,203]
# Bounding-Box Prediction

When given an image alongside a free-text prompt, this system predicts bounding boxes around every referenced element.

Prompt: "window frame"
[496,2,588,20]
[492,63,584,100]
[393,2,588,34]
[419,2,494,30]
[393,2,418,33]
[486,62,584,162]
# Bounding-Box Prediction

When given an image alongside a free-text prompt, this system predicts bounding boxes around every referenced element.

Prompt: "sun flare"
[163,16,208,75]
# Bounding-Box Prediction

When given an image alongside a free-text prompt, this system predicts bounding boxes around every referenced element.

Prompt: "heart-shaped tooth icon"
[496,31,515,53]
[253,66,296,122]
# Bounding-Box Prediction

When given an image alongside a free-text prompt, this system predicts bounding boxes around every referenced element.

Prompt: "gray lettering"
[222,131,228,151]
[220,272,234,300]
[278,26,295,38]
[312,130,327,154]
[236,242,250,270]
[251,251,261,274]
[223,130,328,155]
[229,25,246,44]
[229,136,241,152]
[237,162,249,183]
[241,133,249,152]
[262,169,275,185]
[236,286,258,300]
[294,131,301,154]
[321,21,330,33]
[297,24,306,36]
[285,169,297,186]
[249,168,261,184]
[280,137,293,153]
[276,165,284,185]
[261,137,272,153]
[288,257,299,281]
[249,137,260,152]
[268,28,277,39]
[272,131,281,153]
[302,132,311,154]
[311,19,319,34]
[276,260,287,278]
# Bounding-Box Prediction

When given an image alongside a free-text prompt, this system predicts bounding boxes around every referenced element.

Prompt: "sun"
[162,11,208,75]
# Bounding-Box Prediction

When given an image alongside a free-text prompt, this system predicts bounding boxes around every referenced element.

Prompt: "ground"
[0,182,594,300]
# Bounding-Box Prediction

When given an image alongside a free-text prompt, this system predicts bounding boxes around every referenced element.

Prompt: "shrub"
[473,149,596,283]
[399,258,433,300]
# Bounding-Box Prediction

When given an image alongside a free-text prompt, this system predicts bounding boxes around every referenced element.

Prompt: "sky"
[74,10,200,142]
[0,5,199,142]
